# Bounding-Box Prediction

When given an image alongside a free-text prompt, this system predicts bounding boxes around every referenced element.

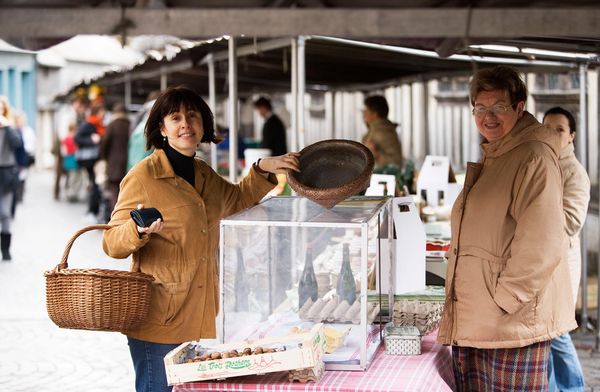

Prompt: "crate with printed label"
[164,323,324,386]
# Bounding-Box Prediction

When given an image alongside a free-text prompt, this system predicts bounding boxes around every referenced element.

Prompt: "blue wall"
[0,50,37,129]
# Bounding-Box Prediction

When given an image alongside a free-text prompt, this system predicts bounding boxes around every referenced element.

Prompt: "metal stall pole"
[228,37,238,183]
[594,66,600,352]
[291,37,298,153]
[160,65,167,91]
[124,73,132,110]
[577,63,591,333]
[298,35,306,149]
[208,54,218,170]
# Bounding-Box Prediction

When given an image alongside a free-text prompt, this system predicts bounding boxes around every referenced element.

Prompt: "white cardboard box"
[164,323,324,385]
[392,197,426,295]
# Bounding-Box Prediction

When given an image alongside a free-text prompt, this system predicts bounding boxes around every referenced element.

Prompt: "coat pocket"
[148,281,191,326]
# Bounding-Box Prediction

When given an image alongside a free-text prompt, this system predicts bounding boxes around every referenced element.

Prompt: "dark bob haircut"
[364,95,389,118]
[469,65,527,108]
[543,106,577,134]
[145,85,221,151]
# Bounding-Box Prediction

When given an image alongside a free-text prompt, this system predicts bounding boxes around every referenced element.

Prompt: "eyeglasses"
[472,104,514,117]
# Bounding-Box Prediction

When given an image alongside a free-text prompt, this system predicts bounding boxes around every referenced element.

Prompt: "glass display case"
[218,196,392,371]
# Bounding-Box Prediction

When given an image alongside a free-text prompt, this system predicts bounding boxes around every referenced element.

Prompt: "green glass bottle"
[336,243,356,305]
[234,246,249,312]
[298,248,318,309]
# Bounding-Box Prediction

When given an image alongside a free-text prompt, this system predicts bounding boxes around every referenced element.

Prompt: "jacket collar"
[559,142,575,160]
[367,118,397,130]
[150,149,176,179]
[149,149,206,192]
[480,112,561,159]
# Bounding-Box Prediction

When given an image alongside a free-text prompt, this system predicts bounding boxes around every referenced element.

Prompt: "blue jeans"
[127,337,181,392]
[548,333,585,392]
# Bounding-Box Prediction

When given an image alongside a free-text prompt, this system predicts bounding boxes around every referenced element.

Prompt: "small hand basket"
[44,224,154,332]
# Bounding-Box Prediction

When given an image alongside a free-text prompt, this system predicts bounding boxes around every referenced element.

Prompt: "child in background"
[61,124,83,202]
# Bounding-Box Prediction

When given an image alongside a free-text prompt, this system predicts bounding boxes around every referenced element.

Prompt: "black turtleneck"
[164,143,195,187]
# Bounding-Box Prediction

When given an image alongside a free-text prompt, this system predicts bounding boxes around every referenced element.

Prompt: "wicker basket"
[44,224,154,332]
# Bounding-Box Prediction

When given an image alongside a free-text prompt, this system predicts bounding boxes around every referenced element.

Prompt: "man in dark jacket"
[100,102,130,221]
[254,97,287,156]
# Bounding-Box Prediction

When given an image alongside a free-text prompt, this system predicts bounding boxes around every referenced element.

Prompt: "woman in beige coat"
[437,66,576,391]
[543,106,589,392]
[102,86,299,392]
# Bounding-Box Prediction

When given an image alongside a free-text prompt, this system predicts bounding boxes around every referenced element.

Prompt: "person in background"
[61,123,83,202]
[102,86,300,392]
[254,97,289,195]
[438,66,575,391]
[128,91,160,171]
[0,96,22,261]
[543,106,589,392]
[12,111,36,207]
[75,104,105,222]
[254,96,287,156]
[100,102,130,222]
[54,96,89,200]
[361,95,403,169]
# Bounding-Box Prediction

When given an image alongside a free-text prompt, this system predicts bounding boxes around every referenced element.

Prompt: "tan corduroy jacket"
[102,149,276,344]
[559,143,590,305]
[437,112,576,349]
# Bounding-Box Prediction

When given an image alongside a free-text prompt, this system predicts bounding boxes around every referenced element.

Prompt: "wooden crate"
[164,323,324,386]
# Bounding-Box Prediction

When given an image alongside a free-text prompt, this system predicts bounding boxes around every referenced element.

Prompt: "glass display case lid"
[222,196,390,225]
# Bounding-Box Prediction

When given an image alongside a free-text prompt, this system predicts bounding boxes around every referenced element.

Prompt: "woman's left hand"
[258,152,301,174]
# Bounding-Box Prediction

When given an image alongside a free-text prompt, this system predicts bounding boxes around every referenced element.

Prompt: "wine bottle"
[336,243,356,305]
[298,248,318,309]
[234,246,249,312]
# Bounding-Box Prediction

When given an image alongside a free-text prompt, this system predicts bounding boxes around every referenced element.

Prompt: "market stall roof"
[67,34,586,105]
[0,1,599,57]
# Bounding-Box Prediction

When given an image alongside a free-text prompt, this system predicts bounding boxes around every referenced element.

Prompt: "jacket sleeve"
[74,123,96,147]
[563,164,590,237]
[102,172,151,259]
[204,164,277,218]
[99,126,112,160]
[3,126,23,151]
[494,154,565,314]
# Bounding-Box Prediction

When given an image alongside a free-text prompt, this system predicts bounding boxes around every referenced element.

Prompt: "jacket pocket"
[459,246,507,304]
[148,281,191,326]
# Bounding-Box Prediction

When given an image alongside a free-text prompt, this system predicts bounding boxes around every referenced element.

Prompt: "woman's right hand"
[135,204,164,235]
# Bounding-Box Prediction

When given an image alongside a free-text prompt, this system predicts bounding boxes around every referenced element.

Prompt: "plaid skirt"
[452,340,551,392]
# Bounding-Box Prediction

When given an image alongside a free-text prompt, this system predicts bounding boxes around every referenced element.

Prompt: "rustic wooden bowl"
[286,139,374,208]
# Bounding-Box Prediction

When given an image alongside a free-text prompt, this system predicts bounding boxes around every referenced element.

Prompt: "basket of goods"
[286,139,374,208]
[44,224,154,332]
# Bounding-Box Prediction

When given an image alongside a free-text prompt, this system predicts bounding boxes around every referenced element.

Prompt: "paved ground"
[0,169,134,391]
[1,169,600,391]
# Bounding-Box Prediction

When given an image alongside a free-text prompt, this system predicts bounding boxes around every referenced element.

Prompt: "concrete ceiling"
[0,1,599,56]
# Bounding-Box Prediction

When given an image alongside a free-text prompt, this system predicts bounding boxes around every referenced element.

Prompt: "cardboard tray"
[164,323,324,385]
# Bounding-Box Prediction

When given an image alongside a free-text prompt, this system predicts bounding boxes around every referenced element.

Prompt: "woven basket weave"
[44,224,154,332]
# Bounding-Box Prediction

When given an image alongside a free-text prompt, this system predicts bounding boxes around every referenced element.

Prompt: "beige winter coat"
[437,112,576,349]
[559,143,590,305]
[102,149,276,344]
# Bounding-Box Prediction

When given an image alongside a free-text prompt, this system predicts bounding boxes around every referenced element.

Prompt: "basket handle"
[57,224,114,271]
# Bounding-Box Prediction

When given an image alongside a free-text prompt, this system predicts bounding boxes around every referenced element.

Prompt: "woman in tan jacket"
[437,66,576,391]
[102,86,299,392]
[543,106,589,392]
